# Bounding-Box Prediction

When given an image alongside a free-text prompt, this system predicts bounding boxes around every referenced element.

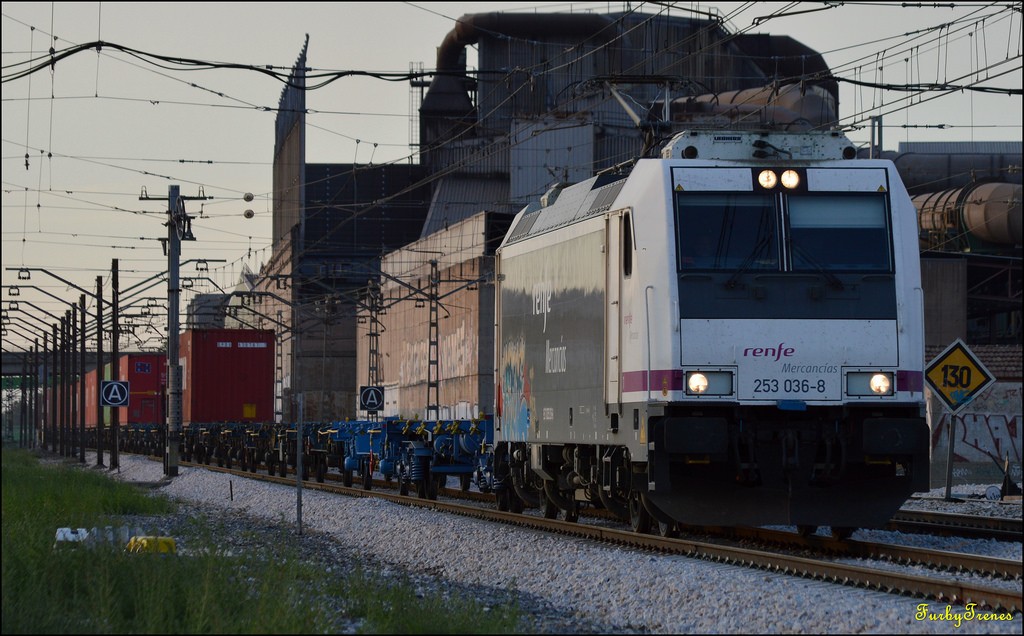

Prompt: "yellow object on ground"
[125,536,177,554]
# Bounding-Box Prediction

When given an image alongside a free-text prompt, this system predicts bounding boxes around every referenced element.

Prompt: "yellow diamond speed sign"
[924,339,995,414]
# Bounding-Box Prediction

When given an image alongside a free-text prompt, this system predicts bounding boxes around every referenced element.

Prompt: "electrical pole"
[60,312,68,457]
[141,184,204,477]
[110,259,119,470]
[427,259,440,421]
[166,185,183,477]
[48,327,55,453]
[79,294,86,464]
[95,276,105,467]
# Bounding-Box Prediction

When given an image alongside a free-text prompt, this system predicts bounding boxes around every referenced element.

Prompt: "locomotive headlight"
[780,170,801,189]
[685,371,733,396]
[688,373,709,394]
[869,373,891,394]
[847,371,894,396]
[757,169,778,189]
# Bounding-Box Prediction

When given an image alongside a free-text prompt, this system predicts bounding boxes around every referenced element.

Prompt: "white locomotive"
[494,129,930,536]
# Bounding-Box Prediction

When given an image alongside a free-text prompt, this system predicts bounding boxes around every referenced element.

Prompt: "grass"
[1,446,521,634]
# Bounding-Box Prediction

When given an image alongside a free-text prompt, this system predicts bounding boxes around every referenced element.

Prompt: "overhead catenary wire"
[2,2,1021,349]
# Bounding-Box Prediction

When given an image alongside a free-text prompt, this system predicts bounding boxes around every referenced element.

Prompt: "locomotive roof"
[504,174,627,245]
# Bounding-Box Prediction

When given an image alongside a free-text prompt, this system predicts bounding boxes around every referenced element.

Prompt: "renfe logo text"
[743,343,795,361]
[533,281,551,332]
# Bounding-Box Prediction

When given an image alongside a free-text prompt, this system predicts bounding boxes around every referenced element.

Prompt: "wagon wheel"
[831,526,855,540]
[496,489,510,511]
[508,490,524,513]
[797,525,818,538]
[315,455,326,483]
[628,492,652,534]
[656,519,678,538]
[426,473,441,500]
[361,460,373,491]
[419,471,441,500]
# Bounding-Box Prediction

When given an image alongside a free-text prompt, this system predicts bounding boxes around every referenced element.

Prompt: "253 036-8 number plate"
[743,376,839,400]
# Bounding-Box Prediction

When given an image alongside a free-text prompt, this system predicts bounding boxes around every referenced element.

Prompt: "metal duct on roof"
[435,12,620,72]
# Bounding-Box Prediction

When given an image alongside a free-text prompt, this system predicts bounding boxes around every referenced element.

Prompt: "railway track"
[888,509,1023,542]
[177,457,1022,614]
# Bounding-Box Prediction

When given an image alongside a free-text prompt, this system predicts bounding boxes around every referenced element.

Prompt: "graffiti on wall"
[398,318,478,386]
[929,383,1022,485]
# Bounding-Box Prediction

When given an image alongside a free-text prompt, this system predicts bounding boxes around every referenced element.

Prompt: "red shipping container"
[117,353,167,426]
[83,363,114,429]
[84,366,99,429]
[180,328,275,425]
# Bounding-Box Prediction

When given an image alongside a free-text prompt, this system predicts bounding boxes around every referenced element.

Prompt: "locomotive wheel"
[460,473,472,492]
[541,490,558,519]
[797,525,818,538]
[399,479,410,497]
[342,469,353,488]
[628,493,652,534]
[831,526,855,540]
[250,451,258,473]
[315,456,326,483]
[542,480,578,522]
[279,459,288,477]
[656,519,678,538]
[597,487,629,521]
[416,479,428,499]
[496,489,510,511]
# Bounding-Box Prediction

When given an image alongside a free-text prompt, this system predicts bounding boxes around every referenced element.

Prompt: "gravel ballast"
[53,453,1023,634]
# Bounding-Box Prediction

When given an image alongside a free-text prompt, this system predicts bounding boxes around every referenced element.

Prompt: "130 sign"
[924,339,995,414]
[938,363,973,389]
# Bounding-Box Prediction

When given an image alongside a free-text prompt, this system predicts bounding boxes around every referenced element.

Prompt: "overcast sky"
[2,1,1021,350]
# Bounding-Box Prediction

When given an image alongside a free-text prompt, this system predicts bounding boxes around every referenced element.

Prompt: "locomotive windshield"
[678,193,777,270]
[677,191,892,273]
[788,194,891,271]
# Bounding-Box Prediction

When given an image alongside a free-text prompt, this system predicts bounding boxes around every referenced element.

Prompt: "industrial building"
[195,10,1018,440]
